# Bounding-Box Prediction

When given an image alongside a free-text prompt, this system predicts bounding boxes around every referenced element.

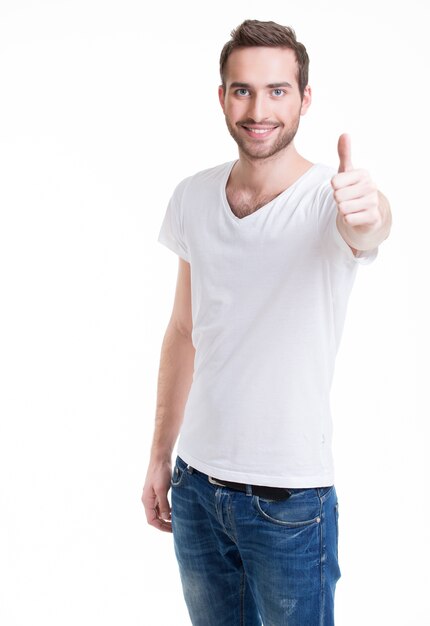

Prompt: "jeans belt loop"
[208,475,291,501]
[208,475,226,487]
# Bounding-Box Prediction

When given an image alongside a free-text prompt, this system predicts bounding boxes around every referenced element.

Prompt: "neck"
[232,143,313,195]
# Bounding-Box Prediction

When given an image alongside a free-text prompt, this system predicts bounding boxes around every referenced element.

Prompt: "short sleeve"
[317,179,379,265]
[157,181,190,263]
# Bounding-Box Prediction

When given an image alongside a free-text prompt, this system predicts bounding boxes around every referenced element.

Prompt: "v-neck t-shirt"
[157,160,378,487]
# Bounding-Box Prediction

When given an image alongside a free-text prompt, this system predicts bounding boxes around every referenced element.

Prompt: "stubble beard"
[225,115,301,161]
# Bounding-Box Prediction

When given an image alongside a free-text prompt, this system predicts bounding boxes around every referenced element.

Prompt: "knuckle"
[365,183,377,196]
[372,211,382,226]
[364,211,377,226]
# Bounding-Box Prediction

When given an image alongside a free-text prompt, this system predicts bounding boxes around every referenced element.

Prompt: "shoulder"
[172,160,234,199]
[302,163,338,208]
[191,160,235,182]
[309,162,337,187]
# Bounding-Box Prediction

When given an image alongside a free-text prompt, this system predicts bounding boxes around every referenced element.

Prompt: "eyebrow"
[229,81,293,89]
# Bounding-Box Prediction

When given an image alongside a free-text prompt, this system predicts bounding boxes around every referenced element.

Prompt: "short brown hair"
[219,19,309,100]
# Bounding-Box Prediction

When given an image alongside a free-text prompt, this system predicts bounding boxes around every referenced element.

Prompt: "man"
[142,19,391,626]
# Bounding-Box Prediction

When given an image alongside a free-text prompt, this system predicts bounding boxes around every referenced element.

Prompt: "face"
[218,46,311,160]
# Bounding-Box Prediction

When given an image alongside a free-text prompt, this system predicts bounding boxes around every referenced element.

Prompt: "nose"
[247,92,269,123]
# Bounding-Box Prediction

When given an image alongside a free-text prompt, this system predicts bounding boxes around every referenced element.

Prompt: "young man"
[142,19,391,625]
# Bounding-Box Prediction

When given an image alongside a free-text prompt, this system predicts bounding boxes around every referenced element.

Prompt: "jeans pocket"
[171,456,189,488]
[334,501,339,558]
[253,490,322,527]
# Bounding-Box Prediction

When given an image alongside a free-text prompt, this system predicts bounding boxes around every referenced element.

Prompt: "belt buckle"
[208,476,226,487]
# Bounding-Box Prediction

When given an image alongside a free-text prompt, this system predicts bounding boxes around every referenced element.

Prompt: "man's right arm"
[141,258,195,532]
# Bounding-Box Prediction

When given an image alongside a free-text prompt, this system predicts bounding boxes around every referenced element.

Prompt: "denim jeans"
[171,455,341,625]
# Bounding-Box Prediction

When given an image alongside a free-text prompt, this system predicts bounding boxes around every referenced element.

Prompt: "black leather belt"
[208,475,292,501]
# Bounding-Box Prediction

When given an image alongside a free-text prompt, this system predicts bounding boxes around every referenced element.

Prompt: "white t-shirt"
[157,160,378,487]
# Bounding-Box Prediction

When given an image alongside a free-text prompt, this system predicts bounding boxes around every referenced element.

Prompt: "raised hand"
[331,133,381,231]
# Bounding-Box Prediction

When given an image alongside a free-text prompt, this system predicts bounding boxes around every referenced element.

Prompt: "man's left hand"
[331,133,391,251]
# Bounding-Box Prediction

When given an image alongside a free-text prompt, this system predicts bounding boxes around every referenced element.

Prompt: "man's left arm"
[331,134,392,255]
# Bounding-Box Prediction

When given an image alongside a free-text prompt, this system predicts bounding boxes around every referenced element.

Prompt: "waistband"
[207,474,292,501]
[177,456,332,501]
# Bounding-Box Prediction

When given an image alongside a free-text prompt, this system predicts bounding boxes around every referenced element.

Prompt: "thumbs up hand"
[337,133,354,173]
[331,133,381,232]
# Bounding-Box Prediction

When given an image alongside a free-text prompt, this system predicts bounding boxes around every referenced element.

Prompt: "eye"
[235,88,250,96]
[272,88,286,97]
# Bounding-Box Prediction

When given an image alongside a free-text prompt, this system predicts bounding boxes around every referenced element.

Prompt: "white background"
[1,0,429,624]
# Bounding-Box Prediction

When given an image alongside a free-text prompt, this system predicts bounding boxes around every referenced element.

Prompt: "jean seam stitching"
[319,493,325,626]
[240,567,245,626]
[255,496,321,527]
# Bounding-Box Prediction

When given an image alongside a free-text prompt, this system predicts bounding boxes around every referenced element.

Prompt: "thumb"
[337,133,353,173]
[156,491,171,520]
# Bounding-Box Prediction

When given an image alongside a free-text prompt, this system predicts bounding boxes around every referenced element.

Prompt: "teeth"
[246,128,274,134]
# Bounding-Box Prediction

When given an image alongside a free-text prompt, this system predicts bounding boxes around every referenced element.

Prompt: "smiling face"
[218,46,311,160]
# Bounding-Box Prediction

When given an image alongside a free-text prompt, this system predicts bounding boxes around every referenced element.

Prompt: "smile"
[241,126,278,137]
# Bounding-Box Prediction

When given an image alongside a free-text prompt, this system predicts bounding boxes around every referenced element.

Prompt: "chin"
[242,142,291,160]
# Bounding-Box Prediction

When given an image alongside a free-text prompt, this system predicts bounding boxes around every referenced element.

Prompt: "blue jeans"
[171,455,341,625]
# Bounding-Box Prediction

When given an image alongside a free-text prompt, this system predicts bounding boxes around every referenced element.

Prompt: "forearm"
[149,324,195,464]
[336,190,392,252]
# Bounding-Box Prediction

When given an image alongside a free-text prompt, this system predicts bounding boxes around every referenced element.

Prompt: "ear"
[218,84,226,113]
[300,85,312,116]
